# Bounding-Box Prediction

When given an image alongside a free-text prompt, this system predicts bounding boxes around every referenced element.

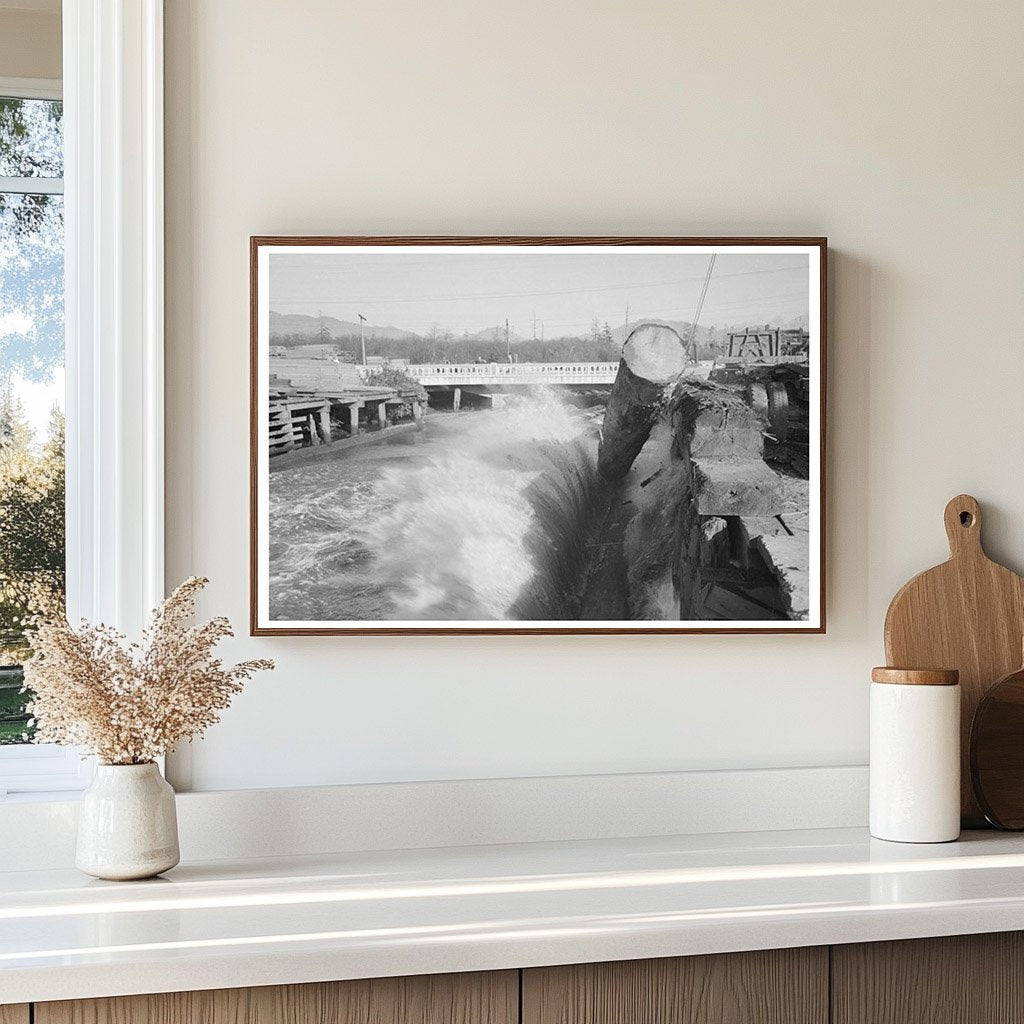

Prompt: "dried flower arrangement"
[23,577,273,765]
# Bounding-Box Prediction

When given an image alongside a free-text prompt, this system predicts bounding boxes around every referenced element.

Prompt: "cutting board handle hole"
[944,494,982,556]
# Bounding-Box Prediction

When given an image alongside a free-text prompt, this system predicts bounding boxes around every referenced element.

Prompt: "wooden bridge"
[407,362,620,387]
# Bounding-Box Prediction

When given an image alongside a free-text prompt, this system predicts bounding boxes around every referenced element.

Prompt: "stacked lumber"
[268,397,331,456]
[268,403,297,456]
[269,357,364,392]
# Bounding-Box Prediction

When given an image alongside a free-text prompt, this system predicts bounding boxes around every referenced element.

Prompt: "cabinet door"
[0,1007,29,1024]
[832,932,1024,1024]
[523,948,828,1024]
[36,971,517,1024]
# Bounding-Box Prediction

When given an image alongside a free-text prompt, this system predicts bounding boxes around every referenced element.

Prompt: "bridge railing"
[407,362,620,384]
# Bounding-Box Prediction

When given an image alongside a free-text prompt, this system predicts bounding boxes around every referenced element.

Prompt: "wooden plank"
[522,949,827,1024]
[832,933,1024,1024]
[715,355,808,366]
[283,401,330,415]
[884,495,1024,825]
[37,971,518,1024]
[0,1007,29,1024]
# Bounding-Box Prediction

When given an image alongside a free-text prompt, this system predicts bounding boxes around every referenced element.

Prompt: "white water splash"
[357,390,599,620]
[268,390,601,622]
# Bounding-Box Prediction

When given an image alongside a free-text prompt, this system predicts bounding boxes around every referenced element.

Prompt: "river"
[267,391,606,622]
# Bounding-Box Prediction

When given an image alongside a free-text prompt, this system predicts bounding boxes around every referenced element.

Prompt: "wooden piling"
[315,405,331,444]
[347,402,360,436]
[306,412,320,446]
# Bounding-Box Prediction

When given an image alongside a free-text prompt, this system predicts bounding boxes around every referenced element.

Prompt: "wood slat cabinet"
[831,932,1024,1024]
[522,948,828,1024]
[15,933,1024,1024]
[34,972,517,1024]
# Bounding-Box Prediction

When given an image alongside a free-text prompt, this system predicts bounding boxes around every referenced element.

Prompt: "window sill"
[0,745,94,800]
[0,789,86,804]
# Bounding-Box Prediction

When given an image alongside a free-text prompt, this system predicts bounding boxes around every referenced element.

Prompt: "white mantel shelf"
[4,827,1024,1004]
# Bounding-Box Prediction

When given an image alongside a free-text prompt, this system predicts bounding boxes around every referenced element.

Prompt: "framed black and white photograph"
[250,237,826,635]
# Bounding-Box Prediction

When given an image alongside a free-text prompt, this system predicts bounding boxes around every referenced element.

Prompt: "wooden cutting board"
[884,494,1024,826]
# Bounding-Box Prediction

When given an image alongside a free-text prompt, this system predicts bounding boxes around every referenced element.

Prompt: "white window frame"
[0,0,164,797]
[0,74,84,796]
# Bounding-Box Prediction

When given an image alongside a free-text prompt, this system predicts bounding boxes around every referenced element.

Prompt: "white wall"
[164,0,1024,791]
[0,6,61,81]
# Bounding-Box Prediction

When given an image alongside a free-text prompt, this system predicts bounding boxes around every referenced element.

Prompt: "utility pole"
[358,313,367,365]
[532,311,537,342]
[624,302,630,330]
[505,317,511,363]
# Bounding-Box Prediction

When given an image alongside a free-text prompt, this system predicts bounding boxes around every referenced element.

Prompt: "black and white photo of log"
[253,240,823,633]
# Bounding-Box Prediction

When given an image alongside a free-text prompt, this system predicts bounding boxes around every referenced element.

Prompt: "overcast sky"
[269,251,810,335]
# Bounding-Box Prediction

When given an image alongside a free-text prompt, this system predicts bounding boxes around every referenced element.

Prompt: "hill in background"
[269,310,810,363]
[269,311,420,343]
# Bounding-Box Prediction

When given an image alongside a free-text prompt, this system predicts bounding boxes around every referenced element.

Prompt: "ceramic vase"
[76,762,180,880]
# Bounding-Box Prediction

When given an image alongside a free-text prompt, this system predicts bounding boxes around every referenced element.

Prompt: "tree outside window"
[0,94,65,744]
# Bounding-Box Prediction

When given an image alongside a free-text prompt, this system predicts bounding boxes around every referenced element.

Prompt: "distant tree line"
[271,330,623,364]
[271,320,804,364]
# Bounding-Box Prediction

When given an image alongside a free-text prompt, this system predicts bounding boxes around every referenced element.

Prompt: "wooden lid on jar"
[871,667,960,686]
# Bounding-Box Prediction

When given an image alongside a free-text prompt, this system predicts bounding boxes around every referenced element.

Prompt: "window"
[0,79,83,796]
[0,84,64,741]
[0,2,167,797]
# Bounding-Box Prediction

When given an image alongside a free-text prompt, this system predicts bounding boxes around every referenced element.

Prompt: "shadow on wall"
[829,249,873,635]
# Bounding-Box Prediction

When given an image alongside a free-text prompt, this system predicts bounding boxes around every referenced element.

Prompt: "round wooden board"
[971,664,1024,829]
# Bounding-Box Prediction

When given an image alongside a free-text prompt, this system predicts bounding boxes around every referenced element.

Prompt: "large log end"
[622,322,689,383]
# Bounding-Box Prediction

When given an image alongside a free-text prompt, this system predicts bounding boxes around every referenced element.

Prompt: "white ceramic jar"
[870,667,961,843]
[76,762,180,880]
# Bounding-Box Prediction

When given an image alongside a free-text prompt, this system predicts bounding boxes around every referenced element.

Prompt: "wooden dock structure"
[268,356,422,457]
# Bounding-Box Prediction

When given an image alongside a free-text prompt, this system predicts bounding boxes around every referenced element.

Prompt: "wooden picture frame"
[251,236,826,635]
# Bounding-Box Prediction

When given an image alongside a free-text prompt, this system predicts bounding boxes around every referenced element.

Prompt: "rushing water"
[268,391,604,622]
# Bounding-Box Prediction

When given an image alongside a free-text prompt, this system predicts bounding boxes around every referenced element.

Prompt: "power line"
[686,255,716,351]
[269,263,810,307]
[302,293,807,332]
